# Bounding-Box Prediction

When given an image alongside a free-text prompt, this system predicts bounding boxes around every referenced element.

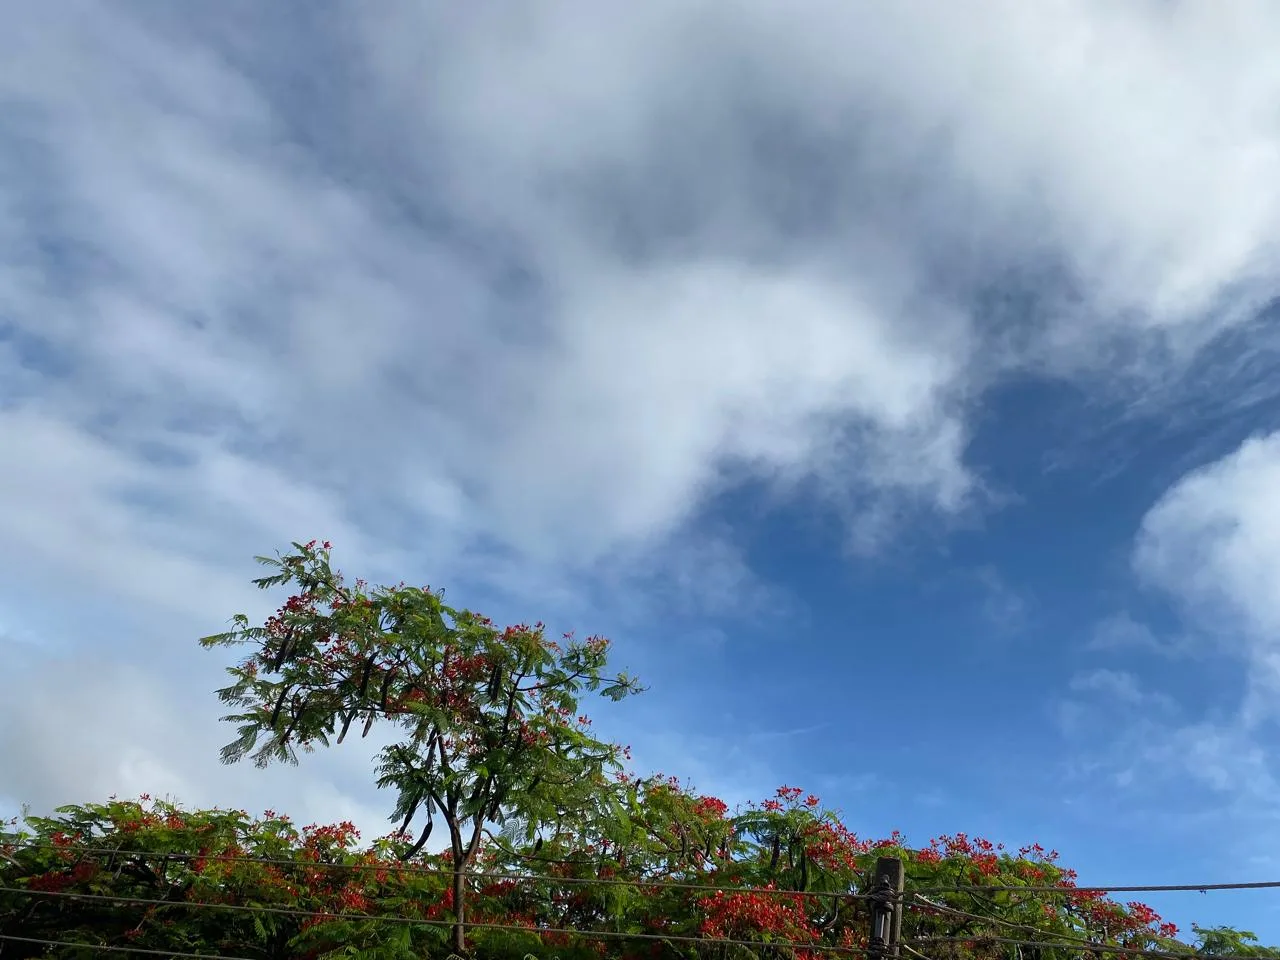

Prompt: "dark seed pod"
[403,819,434,860]
[280,710,302,747]
[270,632,295,672]
[268,686,290,727]
[379,668,396,709]
[336,710,355,745]
[398,794,422,835]
[488,785,508,820]
[357,657,374,698]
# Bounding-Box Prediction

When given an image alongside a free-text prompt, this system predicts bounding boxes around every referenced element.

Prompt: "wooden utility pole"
[868,856,905,960]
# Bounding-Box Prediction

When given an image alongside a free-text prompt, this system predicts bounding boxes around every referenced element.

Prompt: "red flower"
[700,889,819,944]
[694,796,729,818]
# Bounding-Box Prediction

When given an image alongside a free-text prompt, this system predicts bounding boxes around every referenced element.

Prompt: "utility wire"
[6,840,875,901]
[9,842,1263,955]
[911,893,1119,952]
[909,934,1196,960]
[18,840,1276,900]
[913,880,1280,896]
[0,932,256,960]
[2,860,1219,958]
[0,885,877,957]
[902,943,945,960]
[914,894,1076,937]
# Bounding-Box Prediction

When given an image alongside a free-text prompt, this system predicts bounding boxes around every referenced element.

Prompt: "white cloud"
[388,0,1280,333]
[8,0,1280,575]
[1086,612,1197,658]
[1143,721,1279,797]
[0,641,399,840]
[4,0,1280,828]
[974,567,1029,634]
[1135,432,1280,726]
[1055,668,1176,764]
[1068,668,1166,709]
[1056,432,1280,861]
[0,406,399,633]
[1136,433,1280,632]
[479,261,974,558]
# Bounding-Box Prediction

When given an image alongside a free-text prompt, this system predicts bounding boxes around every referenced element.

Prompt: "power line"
[17,840,1276,901]
[909,934,1196,960]
[7,840,875,901]
[0,884,877,957]
[0,881,516,931]
[914,894,1080,938]
[911,893,1120,952]
[902,943,944,960]
[913,880,1280,896]
[3,857,1223,958]
[0,932,256,960]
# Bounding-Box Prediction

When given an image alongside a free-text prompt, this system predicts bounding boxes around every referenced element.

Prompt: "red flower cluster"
[337,887,371,913]
[700,887,819,947]
[873,830,906,850]
[27,870,73,892]
[802,820,869,872]
[929,832,999,858]
[302,820,361,849]
[694,796,729,819]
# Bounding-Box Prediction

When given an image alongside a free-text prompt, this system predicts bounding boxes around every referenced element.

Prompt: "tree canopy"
[199,540,642,951]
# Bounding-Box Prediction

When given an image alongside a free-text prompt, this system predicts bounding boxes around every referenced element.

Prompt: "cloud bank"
[3,0,1280,837]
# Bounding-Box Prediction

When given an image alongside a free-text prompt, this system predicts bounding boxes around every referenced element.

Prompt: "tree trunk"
[452,863,467,954]
[451,812,489,956]
[448,820,474,956]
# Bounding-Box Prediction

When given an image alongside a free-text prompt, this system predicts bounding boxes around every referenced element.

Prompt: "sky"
[3,0,1280,943]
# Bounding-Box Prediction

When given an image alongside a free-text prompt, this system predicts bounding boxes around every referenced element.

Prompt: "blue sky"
[5,0,1280,944]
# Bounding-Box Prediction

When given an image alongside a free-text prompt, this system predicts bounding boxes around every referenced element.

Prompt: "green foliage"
[2,790,1231,960]
[1194,925,1280,958]
[0,797,449,959]
[199,540,642,951]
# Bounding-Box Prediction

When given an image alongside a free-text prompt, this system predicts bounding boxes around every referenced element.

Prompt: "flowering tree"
[199,540,642,953]
[0,797,442,958]
[1,792,1269,960]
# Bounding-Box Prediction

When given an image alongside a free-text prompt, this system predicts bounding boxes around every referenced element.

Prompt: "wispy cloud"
[1086,612,1198,659]
[1135,432,1280,726]
[1068,668,1173,710]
